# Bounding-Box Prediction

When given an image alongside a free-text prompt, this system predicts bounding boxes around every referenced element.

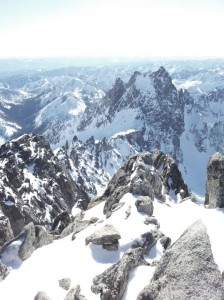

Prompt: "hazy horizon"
[1,0,224,59]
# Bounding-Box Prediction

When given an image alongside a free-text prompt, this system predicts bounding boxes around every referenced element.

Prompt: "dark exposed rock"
[101,152,154,215]
[135,196,154,216]
[1,201,25,237]
[159,235,171,250]
[58,277,71,290]
[18,222,36,260]
[137,220,224,300]
[90,217,99,224]
[91,247,149,300]
[65,285,87,300]
[0,213,14,247]
[152,149,189,198]
[34,291,51,300]
[85,224,121,251]
[61,214,98,239]
[205,152,224,208]
[71,220,91,240]
[0,261,9,281]
[98,151,187,217]
[0,133,89,239]
[34,225,53,249]
[57,135,110,199]
[51,211,72,235]
[0,222,53,262]
[132,230,163,255]
[144,217,160,228]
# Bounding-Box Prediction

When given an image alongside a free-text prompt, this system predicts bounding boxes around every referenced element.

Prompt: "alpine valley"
[0,58,224,300]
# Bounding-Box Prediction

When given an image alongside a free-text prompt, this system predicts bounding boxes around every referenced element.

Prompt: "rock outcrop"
[93,151,188,216]
[135,196,154,216]
[91,247,149,299]
[0,134,89,240]
[152,150,189,198]
[0,222,53,262]
[0,261,9,282]
[0,213,14,247]
[137,220,224,300]
[58,277,71,290]
[132,229,164,255]
[86,224,121,250]
[65,285,87,300]
[205,152,224,208]
[34,291,51,300]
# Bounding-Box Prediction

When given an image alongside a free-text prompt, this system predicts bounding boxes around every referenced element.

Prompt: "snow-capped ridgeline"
[0,146,224,300]
[1,61,224,197]
[0,59,224,299]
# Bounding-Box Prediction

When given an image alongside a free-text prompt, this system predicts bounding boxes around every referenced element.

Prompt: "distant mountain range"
[0,59,224,197]
[1,58,224,299]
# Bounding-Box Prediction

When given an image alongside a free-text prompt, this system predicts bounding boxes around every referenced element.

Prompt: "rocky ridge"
[0,141,224,298]
[94,150,189,217]
[0,133,89,247]
[1,64,224,197]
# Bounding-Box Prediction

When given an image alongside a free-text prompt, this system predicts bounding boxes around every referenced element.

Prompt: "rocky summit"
[0,60,224,299]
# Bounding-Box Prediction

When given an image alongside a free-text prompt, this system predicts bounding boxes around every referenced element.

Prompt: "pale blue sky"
[0,0,224,58]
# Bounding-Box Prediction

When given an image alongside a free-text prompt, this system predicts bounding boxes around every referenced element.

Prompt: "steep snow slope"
[1,196,224,300]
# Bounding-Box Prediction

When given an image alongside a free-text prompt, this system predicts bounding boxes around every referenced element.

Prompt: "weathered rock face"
[86,224,121,250]
[0,222,53,262]
[0,261,9,282]
[0,133,89,239]
[94,151,188,216]
[91,247,149,300]
[0,212,14,247]
[65,285,87,300]
[132,229,165,255]
[34,291,51,300]
[152,149,189,198]
[135,196,154,216]
[137,220,224,300]
[78,66,187,163]
[205,152,224,208]
[58,277,71,291]
[57,135,110,199]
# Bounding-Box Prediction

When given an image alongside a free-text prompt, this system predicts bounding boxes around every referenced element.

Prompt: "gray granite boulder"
[91,247,149,300]
[34,225,53,249]
[135,196,154,216]
[85,224,121,250]
[34,291,51,300]
[65,285,87,300]
[18,222,36,260]
[0,222,53,262]
[137,220,224,300]
[58,277,71,290]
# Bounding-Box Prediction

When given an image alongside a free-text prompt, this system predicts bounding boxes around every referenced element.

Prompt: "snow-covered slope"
[0,151,224,299]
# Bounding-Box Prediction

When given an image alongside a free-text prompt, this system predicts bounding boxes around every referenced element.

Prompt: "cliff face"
[0,133,89,245]
[205,152,224,208]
